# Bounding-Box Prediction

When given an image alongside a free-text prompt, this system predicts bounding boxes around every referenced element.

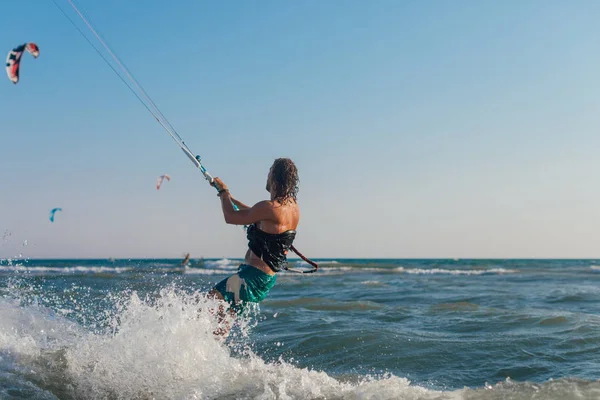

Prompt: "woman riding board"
[209,158,301,314]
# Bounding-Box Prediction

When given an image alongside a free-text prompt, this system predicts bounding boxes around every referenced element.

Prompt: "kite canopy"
[49,207,62,223]
[156,174,170,190]
[6,42,39,84]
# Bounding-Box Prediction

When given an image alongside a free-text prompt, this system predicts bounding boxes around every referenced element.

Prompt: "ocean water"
[1,257,600,399]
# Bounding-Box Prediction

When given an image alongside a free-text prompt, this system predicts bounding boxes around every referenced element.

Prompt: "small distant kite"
[6,42,39,84]
[156,174,170,190]
[49,208,62,223]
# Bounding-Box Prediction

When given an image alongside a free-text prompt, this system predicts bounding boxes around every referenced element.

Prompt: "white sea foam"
[361,280,385,286]
[184,258,239,275]
[1,288,598,400]
[309,266,518,276]
[204,258,239,269]
[184,268,234,275]
[397,267,519,275]
[293,259,340,266]
[0,289,434,399]
[0,265,133,274]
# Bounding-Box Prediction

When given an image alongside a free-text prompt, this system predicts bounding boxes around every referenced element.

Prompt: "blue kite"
[49,207,62,223]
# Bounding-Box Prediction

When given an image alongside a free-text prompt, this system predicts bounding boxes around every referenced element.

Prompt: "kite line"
[51,0,214,183]
[51,0,318,273]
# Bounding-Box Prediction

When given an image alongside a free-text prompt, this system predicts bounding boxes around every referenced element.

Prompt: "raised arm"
[229,196,251,210]
[212,177,273,225]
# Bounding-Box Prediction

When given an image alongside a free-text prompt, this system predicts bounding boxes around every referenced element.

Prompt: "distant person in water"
[208,158,299,315]
[182,253,191,267]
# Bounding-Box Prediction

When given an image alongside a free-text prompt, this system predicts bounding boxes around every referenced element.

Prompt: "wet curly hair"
[267,158,299,205]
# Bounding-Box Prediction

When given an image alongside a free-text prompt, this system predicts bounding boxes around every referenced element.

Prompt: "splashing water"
[0,285,427,399]
[3,259,600,399]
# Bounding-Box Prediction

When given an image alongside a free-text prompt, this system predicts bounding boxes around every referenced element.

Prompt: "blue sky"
[2,0,600,259]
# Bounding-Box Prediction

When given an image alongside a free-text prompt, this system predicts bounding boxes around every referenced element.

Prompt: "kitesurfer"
[208,158,300,314]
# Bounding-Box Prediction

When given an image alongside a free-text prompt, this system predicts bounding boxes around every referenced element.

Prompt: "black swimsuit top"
[246,223,296,272]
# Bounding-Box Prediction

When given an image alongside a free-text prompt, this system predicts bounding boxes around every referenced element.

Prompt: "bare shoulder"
[252,200,276,210]
[275,200,300,229]
[251,200,278,219]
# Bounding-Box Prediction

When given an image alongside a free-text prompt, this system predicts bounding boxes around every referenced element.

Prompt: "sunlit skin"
[206,161,299,334]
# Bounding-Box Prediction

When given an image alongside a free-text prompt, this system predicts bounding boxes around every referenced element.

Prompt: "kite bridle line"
[52,0,318,274]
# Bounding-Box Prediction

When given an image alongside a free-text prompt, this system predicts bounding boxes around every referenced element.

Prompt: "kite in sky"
[49,208,62,223]
[156,174,170,190]
[6,42,39,84]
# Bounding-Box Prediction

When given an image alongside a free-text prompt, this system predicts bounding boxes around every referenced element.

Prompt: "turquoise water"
[1,258,600,399]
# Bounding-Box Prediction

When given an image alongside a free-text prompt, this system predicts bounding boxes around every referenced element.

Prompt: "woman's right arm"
[230,197,251,210]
